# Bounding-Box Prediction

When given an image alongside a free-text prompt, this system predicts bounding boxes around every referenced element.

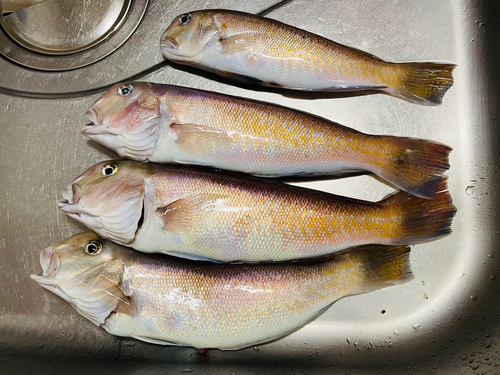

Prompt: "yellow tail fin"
[391,62,455,105]
[383,178,456,245]
[379,136,451,199]
[349,245,413,291]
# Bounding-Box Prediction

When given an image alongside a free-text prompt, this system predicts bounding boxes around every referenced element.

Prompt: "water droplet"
[346,338,351,345]
[488,251,494,258]
[394,330,400,336]
[466,185,476,195]
[470,295,478,302]
[471,38,475,42]
[413,324,421,331]
[490,275,496,280]
[253,346,260,352]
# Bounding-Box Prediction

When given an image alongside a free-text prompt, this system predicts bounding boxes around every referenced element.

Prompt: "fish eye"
[102,163,118,176]
[118,84,133,96]
[85,240,103,256]
[179,13,192,25]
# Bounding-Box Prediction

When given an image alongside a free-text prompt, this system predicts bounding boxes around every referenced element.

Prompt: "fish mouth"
[86,108,103,125]
[60,183,81,206]
[160,36,178,50]
[30,246,61,284]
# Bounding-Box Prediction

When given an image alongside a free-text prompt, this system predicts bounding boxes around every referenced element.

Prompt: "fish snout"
[59,183,81,209]
[40,246,60,277]
[160,36,178,50]
[85,107,103,126]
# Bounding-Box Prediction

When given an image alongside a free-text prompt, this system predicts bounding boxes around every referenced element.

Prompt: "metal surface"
[1,0,130,54]
[0,0,498,374]
[0,0,147,71]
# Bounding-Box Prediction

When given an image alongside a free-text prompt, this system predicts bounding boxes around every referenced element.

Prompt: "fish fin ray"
[131,335,187,346]
[390,62,455,105]
[219,33,253,54]
[382,178,456,244]
[379,136,451,198]
[156,194,223,233]
[346,245,413,293]
[97,275,135,316]
[171,123,234,155]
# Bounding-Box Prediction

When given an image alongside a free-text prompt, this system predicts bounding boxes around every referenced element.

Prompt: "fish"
[31,232,413,350]
[58,160,455,263]
[160,9,455,105]
[83,82,451,199]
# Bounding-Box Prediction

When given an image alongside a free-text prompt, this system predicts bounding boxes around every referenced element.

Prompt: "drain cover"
[0,0,148,71]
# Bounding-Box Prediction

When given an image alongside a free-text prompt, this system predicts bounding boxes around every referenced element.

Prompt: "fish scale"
[31,233,413,349]
[58,161,455,262]
[84,82,452,199]
[160,10,454,105]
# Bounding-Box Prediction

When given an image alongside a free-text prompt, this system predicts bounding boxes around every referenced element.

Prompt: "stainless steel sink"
[1,0,499,373]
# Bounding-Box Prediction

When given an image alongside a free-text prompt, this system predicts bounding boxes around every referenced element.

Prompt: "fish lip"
[60,183,81,206]
[38,247,61,278]
[160,36,178,50]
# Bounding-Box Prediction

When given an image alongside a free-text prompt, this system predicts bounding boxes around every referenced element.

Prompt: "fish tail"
[389,62,455,105]
[383,177,456,245]
[348,245,413,292]
[378,136,451,199]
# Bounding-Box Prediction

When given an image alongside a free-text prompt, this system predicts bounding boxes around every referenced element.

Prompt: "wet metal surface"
[0,0,499,373]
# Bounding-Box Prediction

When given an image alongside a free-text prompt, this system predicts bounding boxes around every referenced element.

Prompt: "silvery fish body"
[58,161,455,263]
[31,233,413,350]
[160,10,455,105]
[84,82,451,199]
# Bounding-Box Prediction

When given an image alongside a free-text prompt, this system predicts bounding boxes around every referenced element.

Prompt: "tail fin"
[349,245,413,292]
[379,136,451,199]
[391,62,455,105]
[383,178,456,245]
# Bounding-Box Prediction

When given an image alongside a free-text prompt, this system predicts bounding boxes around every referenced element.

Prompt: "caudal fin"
[383,178,456,245]
[379,136,451,199]
[391,62,455,105]
[348,245,413,292]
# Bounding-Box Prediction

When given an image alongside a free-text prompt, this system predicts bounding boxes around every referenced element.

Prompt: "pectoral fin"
[97,275,135,316]
[156,194,220,233]
[219,34,252,54]
[171,123,234,156]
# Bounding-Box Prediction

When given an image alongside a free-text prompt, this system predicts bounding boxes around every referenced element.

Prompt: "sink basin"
[1,0,499,373]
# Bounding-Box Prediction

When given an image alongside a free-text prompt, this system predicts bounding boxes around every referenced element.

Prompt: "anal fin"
[131,335,187,346]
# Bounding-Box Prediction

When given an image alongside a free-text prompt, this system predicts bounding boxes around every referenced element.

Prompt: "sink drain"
[0,0,148,71]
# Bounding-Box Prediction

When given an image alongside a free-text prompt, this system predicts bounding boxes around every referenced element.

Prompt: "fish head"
[160,11,220,63]
[58,160,148,244]
[30,232,134,326]
[83,82,163,161]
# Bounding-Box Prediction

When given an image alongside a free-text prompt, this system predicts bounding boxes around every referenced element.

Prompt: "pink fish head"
[83,82,162,161]
[58,160,148,244]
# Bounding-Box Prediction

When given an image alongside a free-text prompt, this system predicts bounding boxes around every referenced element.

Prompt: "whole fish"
[31,232,413,349]
[160,9,455,105]
[84,82,451,199]
[58,161,455,262]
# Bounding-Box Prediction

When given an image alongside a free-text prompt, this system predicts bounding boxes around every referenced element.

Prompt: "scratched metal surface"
[0,0,499,374]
